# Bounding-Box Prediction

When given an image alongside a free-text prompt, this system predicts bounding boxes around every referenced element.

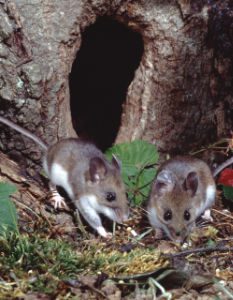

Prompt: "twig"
[79,279,109,299]
[212,209,233,221]
[149,277,172,300]
[215,279,233,299]
[111,267,171,281]
[11,195,41,219]
[215,222,233,228]
[65,278,109,299]
[134,228,153,241]
[74,209,89,239]
[190,138,230,155]
[113,221,116,238]
[163,246,233,259]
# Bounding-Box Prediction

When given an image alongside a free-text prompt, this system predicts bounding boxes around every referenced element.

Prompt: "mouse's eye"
[106,192,116,202]
[163,209,172,221]
[184,210,190,221]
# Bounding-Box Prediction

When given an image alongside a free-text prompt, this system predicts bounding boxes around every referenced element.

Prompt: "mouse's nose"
[115,208,129,223]
[174,230,187,244]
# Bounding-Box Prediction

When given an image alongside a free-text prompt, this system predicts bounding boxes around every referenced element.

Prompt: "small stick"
[212,209,233,221]
[215,222,233,228]
[163,246,233,259]
[65,278,109,299]
[111,267,171,282]
[78,279,109,299]
[75,209,89,239]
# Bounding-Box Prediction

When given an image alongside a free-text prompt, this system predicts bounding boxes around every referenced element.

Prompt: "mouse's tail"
[0,116,48,151]
[213,156,233,177]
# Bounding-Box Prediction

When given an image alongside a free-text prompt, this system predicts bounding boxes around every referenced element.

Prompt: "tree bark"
[0,0,232,170]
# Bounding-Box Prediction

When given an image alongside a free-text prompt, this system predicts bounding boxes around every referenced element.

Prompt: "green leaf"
[106,140,159,206]
[0,182,18,234]
[106,140,158,170]
[129,168,157,206]
[222,185,233,201]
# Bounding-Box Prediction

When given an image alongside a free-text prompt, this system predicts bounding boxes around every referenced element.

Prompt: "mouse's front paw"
[97,226,112,239]
[105,232,113,239]
[50,190,68,210]
[202,209,213,222]
[154,228,164,240]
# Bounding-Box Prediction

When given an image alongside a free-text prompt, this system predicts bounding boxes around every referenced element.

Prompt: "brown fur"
[148,156,216,242]
[45,138,128,221]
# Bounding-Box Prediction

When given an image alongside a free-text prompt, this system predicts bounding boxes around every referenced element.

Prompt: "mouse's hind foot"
[47,187,69,210]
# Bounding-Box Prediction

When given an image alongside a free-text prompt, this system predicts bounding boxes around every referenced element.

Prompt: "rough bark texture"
[0,0,232,171]
[116,1,214,153]
[0,151,75,234]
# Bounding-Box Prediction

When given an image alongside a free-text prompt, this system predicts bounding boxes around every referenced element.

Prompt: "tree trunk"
[0,0,232,172]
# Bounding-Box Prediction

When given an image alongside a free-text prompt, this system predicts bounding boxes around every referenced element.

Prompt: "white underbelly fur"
[49,163,74,199]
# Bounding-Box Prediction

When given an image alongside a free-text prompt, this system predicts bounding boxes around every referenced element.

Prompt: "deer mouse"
[0,116,129,238]
[147,156,216,243]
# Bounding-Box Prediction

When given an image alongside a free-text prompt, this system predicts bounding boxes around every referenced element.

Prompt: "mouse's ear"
[183,171,198,197]
[153,170,175,195]
[111,154,121,171]
[89,157,107,182]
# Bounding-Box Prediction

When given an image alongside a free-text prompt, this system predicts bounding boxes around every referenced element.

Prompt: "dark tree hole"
[69,17,144,151]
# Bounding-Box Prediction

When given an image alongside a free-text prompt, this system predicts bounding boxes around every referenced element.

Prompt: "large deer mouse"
[0,116,129,238]
[147,156,216,243]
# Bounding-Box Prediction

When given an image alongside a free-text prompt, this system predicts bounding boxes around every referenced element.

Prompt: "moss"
[0,232,168,296]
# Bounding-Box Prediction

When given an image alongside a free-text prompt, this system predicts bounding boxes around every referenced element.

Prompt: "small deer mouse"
[0,116,129,238]
[147,156,216,243]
